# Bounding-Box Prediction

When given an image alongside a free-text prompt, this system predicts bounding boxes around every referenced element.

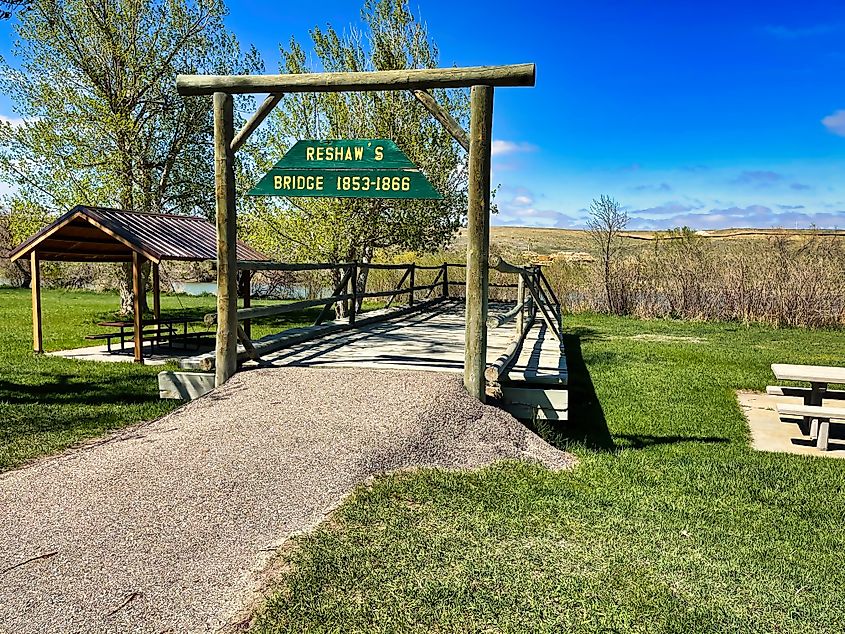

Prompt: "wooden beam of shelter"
[31,251,42,353]
[177,64,535,96]
[230,93,283,153]
[132,251,144,364]
[412,89,469,151]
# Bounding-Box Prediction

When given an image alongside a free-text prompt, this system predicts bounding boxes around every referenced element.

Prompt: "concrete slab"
[49,343,212,366]
[738,390,845,458]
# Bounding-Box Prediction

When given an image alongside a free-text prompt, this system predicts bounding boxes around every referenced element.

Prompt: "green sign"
[248,139,442,200]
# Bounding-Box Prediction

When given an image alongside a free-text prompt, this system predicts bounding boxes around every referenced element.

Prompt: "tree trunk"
[16,259,31,289]
[117,131,139,316]
[119,261,150,316]
[332,266,348,319]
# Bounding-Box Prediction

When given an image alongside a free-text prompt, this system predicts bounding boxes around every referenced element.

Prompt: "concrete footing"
[500,385,568,421]
[158,371,215,400]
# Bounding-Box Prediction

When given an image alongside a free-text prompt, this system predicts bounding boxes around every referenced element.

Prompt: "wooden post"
[152,263,161,320]
[464,85,494,401]
[442,262,449,298]
[516,272,525,336]
[132,251,144,364]
[348,262,357,325]
[30,251,42,354]
[152,262,161,349]
[214,91,238,386]
[408,264,415,307]
[241,270,252,339]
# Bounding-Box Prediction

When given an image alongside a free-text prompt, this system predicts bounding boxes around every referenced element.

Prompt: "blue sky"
[2,0,845,229]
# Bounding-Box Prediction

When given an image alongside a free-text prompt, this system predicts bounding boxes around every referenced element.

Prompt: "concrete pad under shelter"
[738,390,845,458]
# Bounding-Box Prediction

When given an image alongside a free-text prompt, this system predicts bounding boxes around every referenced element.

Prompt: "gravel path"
[0,367,574,633]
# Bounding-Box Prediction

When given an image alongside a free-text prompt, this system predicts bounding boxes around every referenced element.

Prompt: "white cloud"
[0,114,26,128]
[822,109,845,137]
[626,205,845,231]
[491,140,538,157]
[764,24,841,39]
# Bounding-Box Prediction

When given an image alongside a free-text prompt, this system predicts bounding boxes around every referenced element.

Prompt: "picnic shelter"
[9,204,267,363]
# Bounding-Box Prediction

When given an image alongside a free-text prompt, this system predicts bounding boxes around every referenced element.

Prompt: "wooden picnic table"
[93,317,194,354]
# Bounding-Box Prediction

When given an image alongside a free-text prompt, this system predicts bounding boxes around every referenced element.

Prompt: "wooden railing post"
[442,262,449,298]
[408,264,415,307]
[348,262,358,325]
[464,84,494,401]
[240,270,252,339]
[213,91,238,387]
[516,272,525,337]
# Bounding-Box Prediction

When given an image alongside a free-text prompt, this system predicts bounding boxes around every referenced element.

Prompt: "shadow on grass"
[613,434,730,450]
[0,372,161,407]
[558,329,616,451]
[539,327,730,454]
[524,328,616,452]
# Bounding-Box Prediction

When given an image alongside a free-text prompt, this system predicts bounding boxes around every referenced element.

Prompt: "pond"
[170,281,328,299]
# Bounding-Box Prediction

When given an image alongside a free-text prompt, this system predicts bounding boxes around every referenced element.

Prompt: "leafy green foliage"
[242,0,469,265]
[0,0,261,217]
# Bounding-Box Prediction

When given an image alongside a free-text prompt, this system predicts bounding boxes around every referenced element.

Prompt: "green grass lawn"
[251,316,845,633]
[4,288,845,631]
[0,287,322,471]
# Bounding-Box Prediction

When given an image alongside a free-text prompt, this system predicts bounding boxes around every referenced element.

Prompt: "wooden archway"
[176,63,536,400]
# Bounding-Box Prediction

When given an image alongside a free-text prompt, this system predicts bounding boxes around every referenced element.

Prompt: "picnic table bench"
[770,364,845,451]
[87,318,214,354]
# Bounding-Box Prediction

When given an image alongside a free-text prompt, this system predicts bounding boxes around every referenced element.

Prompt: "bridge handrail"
[205,261,450,328]
[483,255,563,385]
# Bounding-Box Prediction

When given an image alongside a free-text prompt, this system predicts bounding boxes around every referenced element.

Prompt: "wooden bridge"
[160,258,568,422]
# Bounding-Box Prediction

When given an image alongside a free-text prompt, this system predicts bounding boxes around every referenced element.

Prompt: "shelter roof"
[9,205,268,264]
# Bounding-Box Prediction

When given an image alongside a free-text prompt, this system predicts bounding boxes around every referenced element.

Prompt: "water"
[170,281,218,296]
[170,281,327,299]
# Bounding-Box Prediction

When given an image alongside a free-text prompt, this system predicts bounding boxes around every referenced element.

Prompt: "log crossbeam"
[177,64,535,96]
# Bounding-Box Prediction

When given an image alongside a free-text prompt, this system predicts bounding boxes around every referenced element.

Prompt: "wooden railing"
[204,261,451,362]
[483,256,562,385]
[199,258,561,376]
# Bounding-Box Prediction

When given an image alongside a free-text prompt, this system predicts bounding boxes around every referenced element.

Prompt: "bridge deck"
[247,300,567,385]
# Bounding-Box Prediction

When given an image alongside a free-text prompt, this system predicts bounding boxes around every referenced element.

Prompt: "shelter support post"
[132,251,144,364]
[214,91,239,387]
[464,85,494,401]
[30,251,42,353]
[152,263,161,320]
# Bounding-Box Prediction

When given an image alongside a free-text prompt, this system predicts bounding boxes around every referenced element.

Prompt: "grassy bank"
[252,315,845,633]
[0,287,318,471]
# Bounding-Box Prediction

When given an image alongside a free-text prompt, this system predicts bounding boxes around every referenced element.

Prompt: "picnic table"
[87,317,206,354]
[770,363,845,450]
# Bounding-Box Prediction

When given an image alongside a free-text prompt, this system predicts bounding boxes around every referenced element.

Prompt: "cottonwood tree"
[587,194,628,314]
[0,0,261,313]
[242,0,469,311]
